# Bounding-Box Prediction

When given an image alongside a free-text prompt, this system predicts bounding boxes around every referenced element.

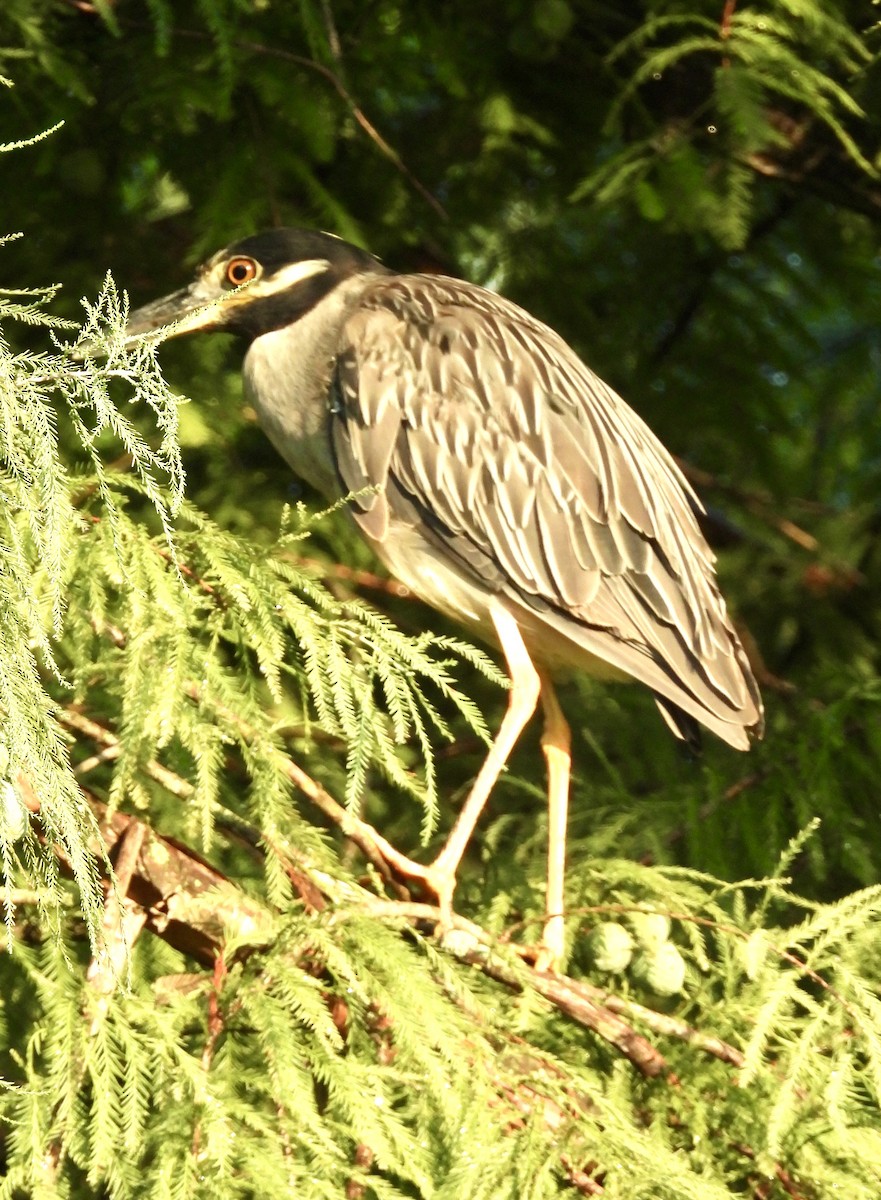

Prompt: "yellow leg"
[424,600,540,926]
[341,603,537,922]
[535,671,572,972]
[350,600,570,965]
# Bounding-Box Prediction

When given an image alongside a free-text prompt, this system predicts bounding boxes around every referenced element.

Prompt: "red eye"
[226,256,258,286]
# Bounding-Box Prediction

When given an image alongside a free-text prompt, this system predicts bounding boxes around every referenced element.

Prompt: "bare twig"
[54,699,756,1073]
[320,0,343,64]
[485,1045,604,1193]
[290,553,413,599]
[734,1142,810,1200]
[192,956,232,1159]
[677,457,819,552]
[59,706,196,800]
[720,0,737,40]
[591,988,743,1068]
[231,37,448,221]
[525,968,668,1077]
[74,742,122,776]
[560,1156,605,1196]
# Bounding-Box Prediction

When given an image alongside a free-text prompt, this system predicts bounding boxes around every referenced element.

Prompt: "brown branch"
[361,899,668,1076]
[20,765,819,1198]
[735,1142,811,1200]
[20,773,272,965]
[591,988,743,1068]
[74,742,121,777]
[60,601,413,900]
[647,197,796,369]
[319,0,343,65]
[560,1157,605,1196]
[529,969,668,1077]
[345,1144,376,1200]
[230,37,448,221]
[21,767,619,1185]
[486,1045,605,1193]
[57,704,326,910]
[156,544,220,601]
[192,953,235,1159]
[59,706,195,800]
[741,108,881,223]
[720,0,737,40]
[110,818,147,895]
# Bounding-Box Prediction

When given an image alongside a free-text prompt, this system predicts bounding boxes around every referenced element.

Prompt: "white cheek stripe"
[251,258,331,296]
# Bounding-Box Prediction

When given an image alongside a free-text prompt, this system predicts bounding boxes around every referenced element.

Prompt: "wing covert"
[329,273,762,742]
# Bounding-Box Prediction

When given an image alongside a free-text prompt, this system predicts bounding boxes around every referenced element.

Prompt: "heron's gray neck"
[242,273,374,498]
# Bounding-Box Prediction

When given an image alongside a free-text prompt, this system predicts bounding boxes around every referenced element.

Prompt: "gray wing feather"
[330,274,763,747]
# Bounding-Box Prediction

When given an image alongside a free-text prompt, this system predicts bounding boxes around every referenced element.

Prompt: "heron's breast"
[242,278,372,499]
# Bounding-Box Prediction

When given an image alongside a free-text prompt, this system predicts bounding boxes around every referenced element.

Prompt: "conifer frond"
[578,2,877,246]
[0,120,64,153]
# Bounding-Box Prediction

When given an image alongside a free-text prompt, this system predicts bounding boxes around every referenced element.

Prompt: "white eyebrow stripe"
[250,258,331,295]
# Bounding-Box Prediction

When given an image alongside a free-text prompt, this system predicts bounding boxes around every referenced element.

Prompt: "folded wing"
[330,274,763,749]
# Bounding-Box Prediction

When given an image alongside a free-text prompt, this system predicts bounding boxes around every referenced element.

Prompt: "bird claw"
[533,914,566,974]
[363,837,460,935]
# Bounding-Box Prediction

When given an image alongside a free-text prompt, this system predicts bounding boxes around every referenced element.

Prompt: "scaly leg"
[346,599,544,943]
[361,601,539,922]
[423,600,540,926]
[534,670,572,972]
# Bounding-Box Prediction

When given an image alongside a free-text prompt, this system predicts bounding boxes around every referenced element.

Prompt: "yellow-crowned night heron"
[126,228,763,968]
